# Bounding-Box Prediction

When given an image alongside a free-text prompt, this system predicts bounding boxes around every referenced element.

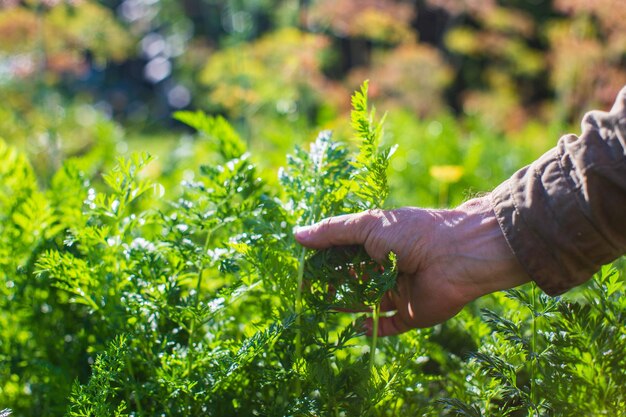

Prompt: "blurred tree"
[427,0,626,129]
[308,0,416,76]
[348,42,453,117]
[442,3,547,132]
[309,0,416,44]
[549,0,626,120]
[0,0,131,179]
[0,0,132,82]
[199,27,339,124]
[2,0,626,149]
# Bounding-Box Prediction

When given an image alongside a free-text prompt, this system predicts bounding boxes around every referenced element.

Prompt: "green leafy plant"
[0,84,625,417]
[440,265,626,417]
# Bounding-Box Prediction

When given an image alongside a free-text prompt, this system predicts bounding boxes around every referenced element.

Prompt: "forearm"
[491,87,626,295]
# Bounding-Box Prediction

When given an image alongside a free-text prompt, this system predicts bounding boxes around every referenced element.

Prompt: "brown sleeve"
[491,86,626,295]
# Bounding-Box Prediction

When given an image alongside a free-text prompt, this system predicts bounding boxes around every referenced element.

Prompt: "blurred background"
[2,0,625,207]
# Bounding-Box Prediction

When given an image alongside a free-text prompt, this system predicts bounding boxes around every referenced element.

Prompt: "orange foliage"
[46,50,87,75]
[463,80,529,133]
[0,0,131,80]
[0,0,20,8]
[0,8,38,52]
[554,0,626,34]
[425,0,495,16]
[548,0,626,114]
[348,43,452,117]
[309,0,415,43]
[201,28,339,117]
[480,6,535,38]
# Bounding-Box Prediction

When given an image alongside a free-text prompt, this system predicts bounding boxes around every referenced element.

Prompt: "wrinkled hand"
[295,196,529,336]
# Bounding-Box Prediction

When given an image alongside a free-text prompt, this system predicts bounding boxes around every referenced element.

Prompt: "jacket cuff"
[490,120,626,295]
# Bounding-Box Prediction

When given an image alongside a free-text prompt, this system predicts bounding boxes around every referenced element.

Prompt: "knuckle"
[317,217,334,232]
[359,209,385,233]
[357,209,388,248]
[362,208,384,221]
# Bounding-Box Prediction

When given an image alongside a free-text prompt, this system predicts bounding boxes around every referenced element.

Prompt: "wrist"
[442,196,530,302]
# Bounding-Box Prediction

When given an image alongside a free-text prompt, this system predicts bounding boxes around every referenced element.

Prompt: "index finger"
[294,210,380,250]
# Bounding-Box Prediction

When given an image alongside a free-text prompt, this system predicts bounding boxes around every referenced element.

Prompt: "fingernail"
[294,225,312,239]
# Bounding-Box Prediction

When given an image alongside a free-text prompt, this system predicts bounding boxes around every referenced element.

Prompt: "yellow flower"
[429,165,464,183]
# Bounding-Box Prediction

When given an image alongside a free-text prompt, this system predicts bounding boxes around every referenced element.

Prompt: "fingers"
[364,314,412,337]
[294,210,382,250]
[363,291,410,337]
[379,290,397,312]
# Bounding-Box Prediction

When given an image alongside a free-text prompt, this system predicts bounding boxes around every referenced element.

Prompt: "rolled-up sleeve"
[491,86,626,295]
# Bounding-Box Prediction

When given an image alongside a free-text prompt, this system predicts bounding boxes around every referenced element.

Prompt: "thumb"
[294,211,379,250]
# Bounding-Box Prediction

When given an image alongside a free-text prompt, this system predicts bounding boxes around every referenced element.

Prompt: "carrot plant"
[440,265,626,417]
[0,85,624,417]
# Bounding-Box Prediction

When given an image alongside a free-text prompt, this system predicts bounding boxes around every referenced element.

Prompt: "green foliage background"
[1,0,625,416]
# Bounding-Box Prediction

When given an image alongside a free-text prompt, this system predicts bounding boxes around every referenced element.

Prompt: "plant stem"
[293,140,325,393]
[530,283,538,417]
[195,230,213,298]
[126,358,143,416]
[369,303,381,374]
[185,227,218,410]
[295,245,308,351]
[294,245,307,394]
[438,181,449,208]
[188,227,216,379]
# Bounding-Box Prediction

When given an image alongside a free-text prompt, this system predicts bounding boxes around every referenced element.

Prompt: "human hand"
[294,196,530,336]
